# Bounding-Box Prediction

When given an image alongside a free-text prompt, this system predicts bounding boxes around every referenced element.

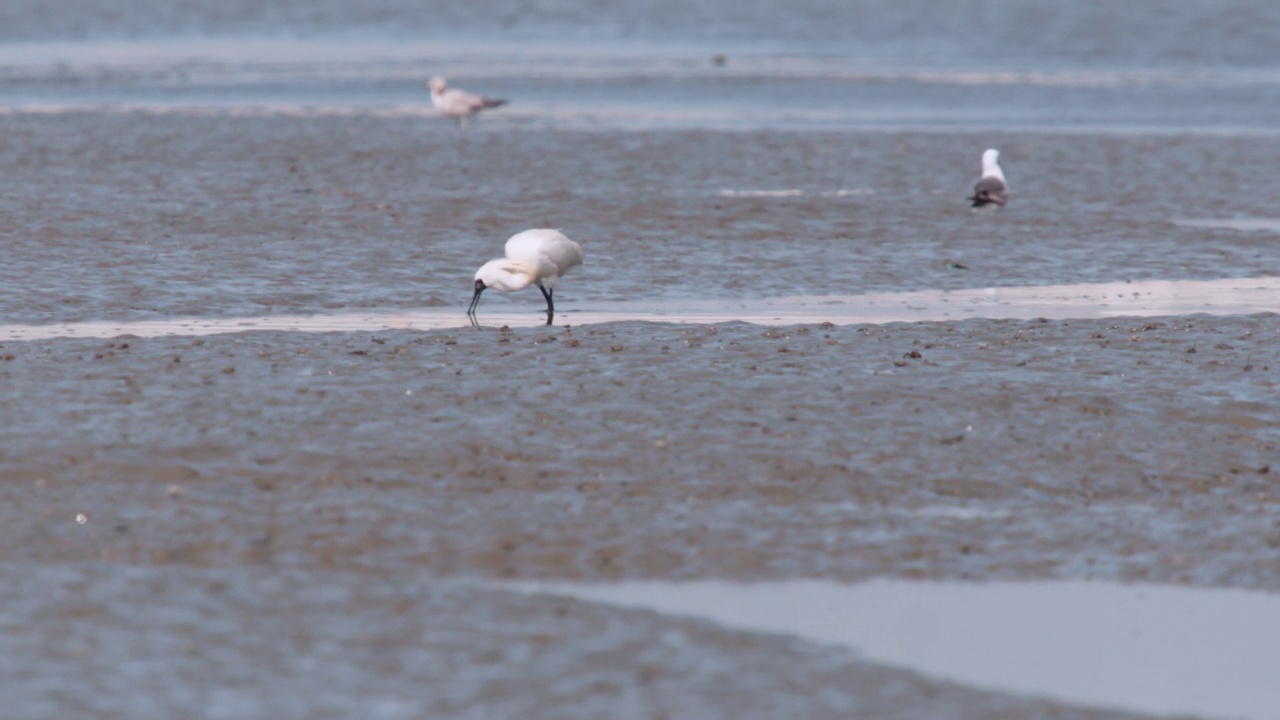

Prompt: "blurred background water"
[2,0,1279,132]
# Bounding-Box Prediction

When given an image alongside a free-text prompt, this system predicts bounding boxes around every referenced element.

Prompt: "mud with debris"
[3,101,1280,717]
[2,312,1277,717]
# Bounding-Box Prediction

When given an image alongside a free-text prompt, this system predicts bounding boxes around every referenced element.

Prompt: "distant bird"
[427,75,507,128]
[969,148,1009,208]
[468,229,584,323]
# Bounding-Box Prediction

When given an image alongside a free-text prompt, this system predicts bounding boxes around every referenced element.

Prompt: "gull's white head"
[428,76,448,93]
[981,148,1005,181]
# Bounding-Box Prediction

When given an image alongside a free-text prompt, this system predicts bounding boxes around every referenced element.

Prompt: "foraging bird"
[969,148,1009,208]
[468,229,584,323]
[427,75,507,128]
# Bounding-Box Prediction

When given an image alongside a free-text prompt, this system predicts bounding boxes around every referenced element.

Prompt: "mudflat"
[3,313,1277,717]
[2,110,1279,718]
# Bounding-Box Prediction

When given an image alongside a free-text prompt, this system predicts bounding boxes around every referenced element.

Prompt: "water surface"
[509,579,1280,720]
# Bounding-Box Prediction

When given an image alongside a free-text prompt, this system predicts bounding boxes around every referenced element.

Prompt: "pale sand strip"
[2,276,1276,341]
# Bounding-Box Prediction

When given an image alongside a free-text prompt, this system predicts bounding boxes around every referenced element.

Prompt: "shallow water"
[5,2,1280,133]
[3,40,1280,133]
[4,114,1280,327]
[508,579,1280,719]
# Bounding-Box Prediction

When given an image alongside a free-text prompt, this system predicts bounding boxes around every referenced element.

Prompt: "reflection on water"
[507,579,1280,720]
[1175,218,1280,233]
[2,276,1276,341]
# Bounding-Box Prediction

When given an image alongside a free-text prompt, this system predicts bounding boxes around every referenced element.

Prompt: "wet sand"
[5,113,1280,325]
[6,316,1277,579]
[3,110,1280,717]
[3,276,1279,340]
[3,314,1278,717]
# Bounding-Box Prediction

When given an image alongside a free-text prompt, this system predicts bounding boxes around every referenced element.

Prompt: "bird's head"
[428,76,448,93]
[467,275,491,316]
[474,260,532,293]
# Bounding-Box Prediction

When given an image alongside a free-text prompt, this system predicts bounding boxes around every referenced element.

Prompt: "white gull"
[427,75,508,128]
[969,148,1009,208]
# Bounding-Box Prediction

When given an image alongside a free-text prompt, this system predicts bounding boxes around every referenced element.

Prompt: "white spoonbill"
[428,75,507,128]
[468,229,585,321]
[969,148,1009,208]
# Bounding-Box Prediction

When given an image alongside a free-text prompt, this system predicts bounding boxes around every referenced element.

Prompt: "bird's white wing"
[437,88,490,115]
[543,235,584,277]
[505,229,584,283]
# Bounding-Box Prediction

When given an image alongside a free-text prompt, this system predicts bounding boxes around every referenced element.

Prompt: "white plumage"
[468,229,585,321]
[969,148,1009,208]
[427,75,507,128]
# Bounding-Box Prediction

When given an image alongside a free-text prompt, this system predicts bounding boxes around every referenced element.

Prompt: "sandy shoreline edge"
[4,276,1276,341]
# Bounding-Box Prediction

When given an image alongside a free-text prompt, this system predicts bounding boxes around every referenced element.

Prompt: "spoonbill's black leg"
[538,283,554,314]
[538,284,555,325]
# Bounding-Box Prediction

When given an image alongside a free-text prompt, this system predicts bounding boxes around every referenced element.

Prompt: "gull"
[969,148,1009,208]
[427,75,507,128]
[468,229,584,324]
